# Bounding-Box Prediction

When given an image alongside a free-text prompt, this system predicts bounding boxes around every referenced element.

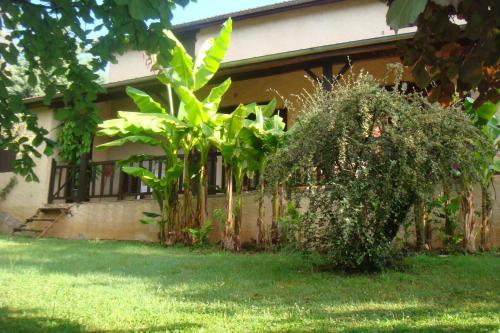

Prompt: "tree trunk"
[182,151,194,244]
[167,182,179,245]
[271,183,280,245]
[159,221,166,245]
[223,165,235,250]
[480,187,493,252]
[414,198,425,251]
[279,184,286,219]
[196,154,208,230]
[424,208,432,250]
[461,189,476,253]
[233,173,242,252]
[256,181,265,248]
[443,184,454,247]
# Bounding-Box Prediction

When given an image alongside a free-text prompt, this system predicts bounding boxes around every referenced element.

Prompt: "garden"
[0,0,499,332]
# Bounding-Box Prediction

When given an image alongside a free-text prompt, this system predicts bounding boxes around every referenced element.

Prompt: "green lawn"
[0,236,498,333]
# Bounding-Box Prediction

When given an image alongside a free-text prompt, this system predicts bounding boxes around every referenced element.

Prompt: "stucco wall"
[107,0,414,83]
[0,107,58,221]
[32,192,272,244]
[196,0,415,64]
[108,51,154,83]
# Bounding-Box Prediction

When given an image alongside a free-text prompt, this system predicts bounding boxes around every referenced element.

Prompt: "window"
[0,150,15,173]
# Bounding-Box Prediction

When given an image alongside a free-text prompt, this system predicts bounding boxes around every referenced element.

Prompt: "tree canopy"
[0,0,192,181]
[386,0,499,108]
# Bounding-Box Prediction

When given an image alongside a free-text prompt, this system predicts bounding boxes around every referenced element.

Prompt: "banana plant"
[97,86,185,244]
[245,100,286,247]
[464,97,500,251]
[98,19,234,245]
[157,19,233,235]
[209,103,262,251]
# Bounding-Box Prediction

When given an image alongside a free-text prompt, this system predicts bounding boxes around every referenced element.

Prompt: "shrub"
[267,67,490,272]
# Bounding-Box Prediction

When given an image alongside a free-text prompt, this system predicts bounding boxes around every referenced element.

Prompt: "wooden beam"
[304,68,319,81]
[332,61,351,86]
[322,63,333,91]
[211,45,398,84]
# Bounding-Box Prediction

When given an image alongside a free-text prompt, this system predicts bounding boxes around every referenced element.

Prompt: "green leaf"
[97,135,162,151]
[54,108,71,122]
[126,0,156,20]
[225,104,246,140]
[460,55,483,87]
[117,111,183,133]
[126,86,167,114]
[176,86,205,125]
[193,18,232,90]
[493,160,500,172]
[413,60,431,88]
[160,163,183,185]
[476,101,497,121]
[143,211,161,218]
[116,154,160,168]
[203,78,232,116]
[164,30,194,88]
[140,218,158,225]
[386,0,428,31]
[122,166,160,189]
[262,98,277,117]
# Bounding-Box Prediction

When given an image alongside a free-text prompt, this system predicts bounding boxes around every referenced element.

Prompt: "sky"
[171,0,288,25]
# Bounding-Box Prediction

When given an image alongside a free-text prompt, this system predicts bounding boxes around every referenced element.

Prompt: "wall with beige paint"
[107,0,413,83]
[33,192,273,244]
[195,0,415,64]
[0,107,58,221]
[21,177,500,248]
[108,51,154,83]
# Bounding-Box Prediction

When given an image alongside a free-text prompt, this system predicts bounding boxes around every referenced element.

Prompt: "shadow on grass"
[0,307,82,333]
[0,307,201,333]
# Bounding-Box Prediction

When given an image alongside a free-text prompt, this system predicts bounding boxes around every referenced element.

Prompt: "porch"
[47,152,259,204]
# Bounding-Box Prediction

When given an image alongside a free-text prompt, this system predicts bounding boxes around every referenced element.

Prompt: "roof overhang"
[24,31,413,108]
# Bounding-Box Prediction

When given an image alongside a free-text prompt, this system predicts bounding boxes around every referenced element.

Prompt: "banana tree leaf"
[98,118,135,136]
[126,86,167,114]
[219,142,235,162]
[116,154,162,168]
[96,135,162,151]
[199,123,215,139]
[164,30,194,88]
[140,218,158,225]
[203,78,232,116]
[193,19,232,91]
[117,111,183,133]
[176,86,206,126]
[160,163,184,186]
[261,98,277,117]
[152,190,163,211]
[143,211,161,218]
[264,114,286,132]
[225,104,246,140]
[122,166,161,189]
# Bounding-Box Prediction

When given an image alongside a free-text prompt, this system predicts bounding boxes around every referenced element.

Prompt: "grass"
[0,235,498,333]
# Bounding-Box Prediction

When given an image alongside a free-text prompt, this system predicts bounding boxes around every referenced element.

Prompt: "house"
[1,0,499,245]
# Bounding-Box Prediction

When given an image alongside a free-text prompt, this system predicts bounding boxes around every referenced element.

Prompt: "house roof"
[172,0,346,32]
